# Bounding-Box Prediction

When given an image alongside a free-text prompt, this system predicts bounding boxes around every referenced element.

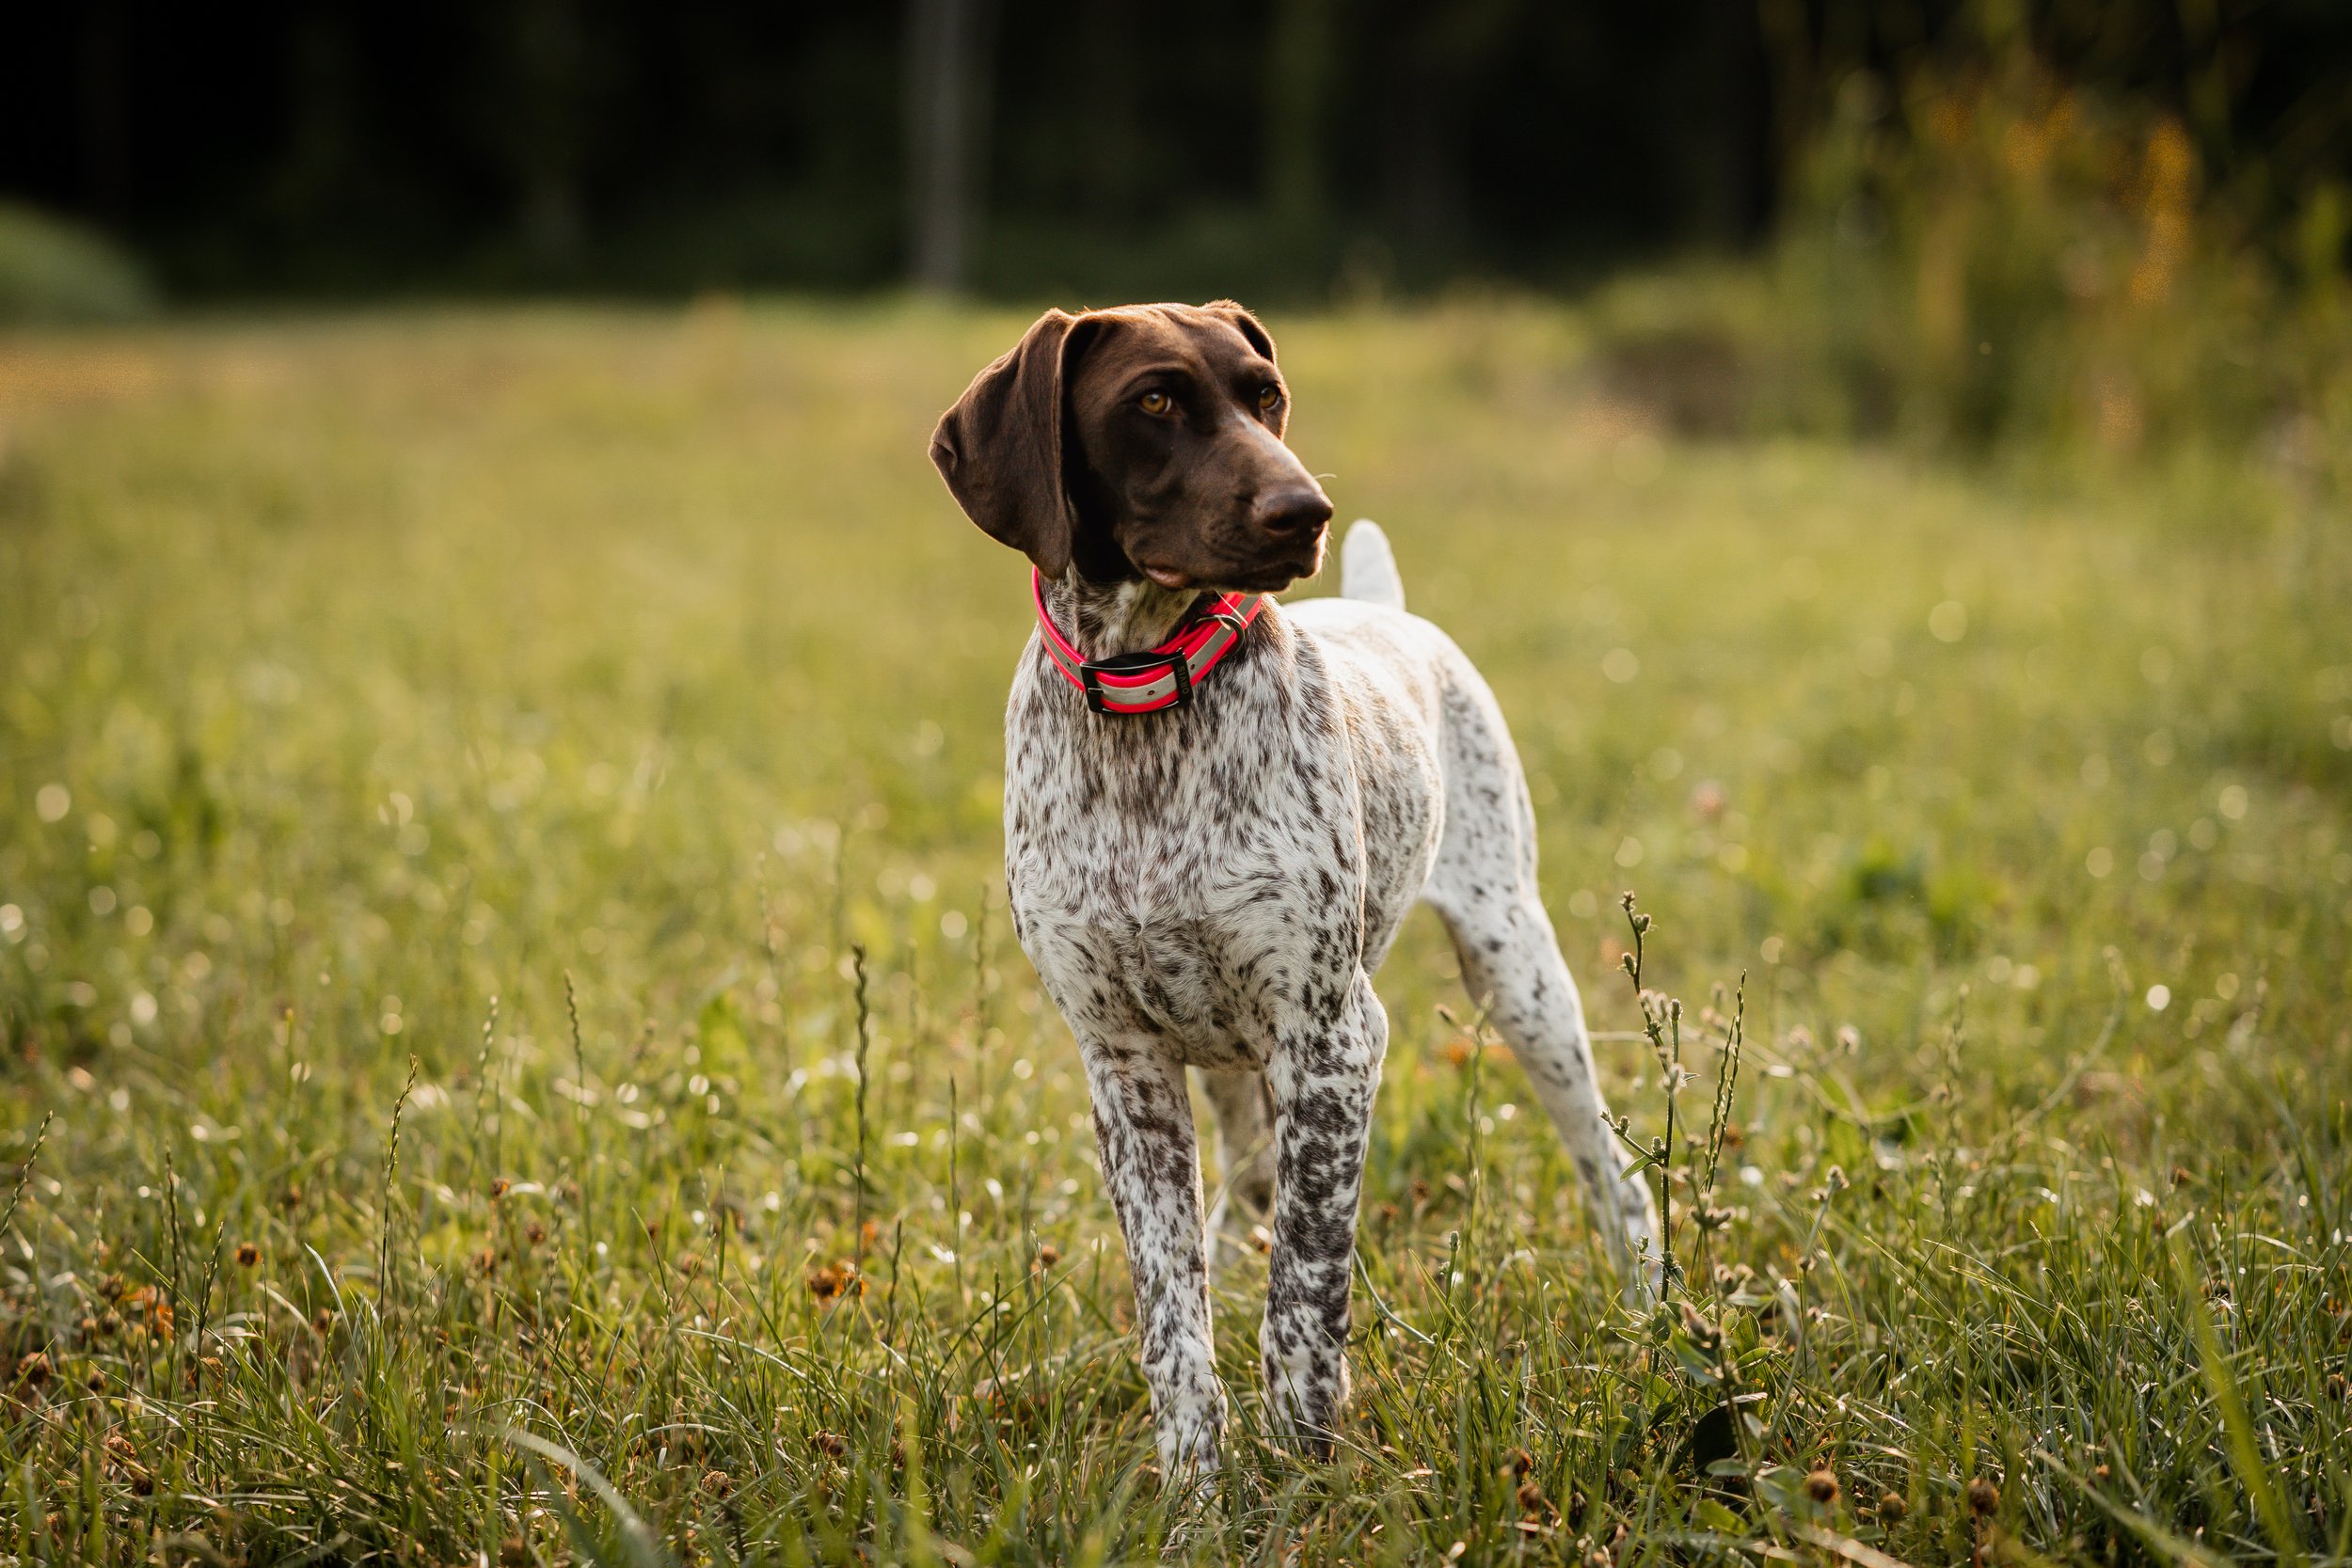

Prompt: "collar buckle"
[1079,647,1195,715]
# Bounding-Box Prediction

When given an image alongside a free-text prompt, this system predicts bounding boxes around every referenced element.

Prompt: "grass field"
[1,301,2349,1566]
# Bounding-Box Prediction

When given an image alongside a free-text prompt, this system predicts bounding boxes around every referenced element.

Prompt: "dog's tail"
[1339,519,1406,611]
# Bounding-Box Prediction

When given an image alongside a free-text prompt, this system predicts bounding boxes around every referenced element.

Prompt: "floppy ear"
[1202,298,1275,362]
[930,309,1087,579]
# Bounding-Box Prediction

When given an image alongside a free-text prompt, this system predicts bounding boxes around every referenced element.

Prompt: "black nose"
[1254,485,1333,540]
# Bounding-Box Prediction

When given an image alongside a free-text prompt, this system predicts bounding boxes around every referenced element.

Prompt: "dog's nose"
[1254,485,1334,540]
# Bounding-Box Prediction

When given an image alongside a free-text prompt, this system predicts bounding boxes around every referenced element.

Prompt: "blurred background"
[7,0,2351,466]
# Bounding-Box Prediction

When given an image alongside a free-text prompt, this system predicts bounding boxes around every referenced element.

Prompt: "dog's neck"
[1041,571,1206,660]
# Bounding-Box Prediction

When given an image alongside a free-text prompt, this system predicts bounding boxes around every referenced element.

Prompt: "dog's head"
[930,302,1332,592]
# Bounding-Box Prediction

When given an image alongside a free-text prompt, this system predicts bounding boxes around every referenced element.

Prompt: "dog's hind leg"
[1200,1069,1277,1272]
[1421,678,1663,1300]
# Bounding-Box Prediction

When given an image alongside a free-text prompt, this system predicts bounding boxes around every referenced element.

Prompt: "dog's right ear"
[930,309,1088,579]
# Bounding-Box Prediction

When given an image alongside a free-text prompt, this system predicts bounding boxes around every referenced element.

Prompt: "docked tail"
[1339,519,1406,610]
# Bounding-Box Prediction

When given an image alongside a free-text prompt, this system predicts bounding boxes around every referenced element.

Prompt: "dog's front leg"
[1078,1037,1226,1476]
[1262,970,1388,1457]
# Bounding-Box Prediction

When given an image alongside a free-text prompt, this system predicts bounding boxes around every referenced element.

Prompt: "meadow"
[0,300,2348,1566]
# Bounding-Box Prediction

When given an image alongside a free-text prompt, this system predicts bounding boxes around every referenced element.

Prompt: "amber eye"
[1138,389,1173,416]
[1257,383,1282,413]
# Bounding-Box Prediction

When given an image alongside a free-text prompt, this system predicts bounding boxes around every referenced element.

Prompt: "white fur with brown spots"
[1000,521,1661,1477]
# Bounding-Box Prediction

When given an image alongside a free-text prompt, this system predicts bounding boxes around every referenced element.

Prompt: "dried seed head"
[1878,1490,1906,1519]
[1518,1481,1547,1513]
[811,1431,847,1458]
[1034,1241,1061,1269]
[1804,1467,1839,1504]
[1508,1448,1534,1478]
[700,1469,734,1498]
[1966,1477,1999,1516]
[16,1352,51,1387]
[234,1242,260,1268]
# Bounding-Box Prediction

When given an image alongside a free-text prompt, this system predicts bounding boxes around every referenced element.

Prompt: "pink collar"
[1030,569,1267,715]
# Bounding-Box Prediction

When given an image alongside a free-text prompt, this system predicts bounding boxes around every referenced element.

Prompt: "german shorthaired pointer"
[930,301,1661,1476]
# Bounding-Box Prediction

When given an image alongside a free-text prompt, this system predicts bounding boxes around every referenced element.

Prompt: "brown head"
[930,302,1333,593]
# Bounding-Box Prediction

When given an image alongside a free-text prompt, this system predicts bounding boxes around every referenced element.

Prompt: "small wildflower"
[525,1221,547,1246]
[807,1261,862,1299]
[1967,1477,2000,1515]
[1678,1302,1720,1347]
[1805,1466,1839,1504]
[234,1242,261,1267]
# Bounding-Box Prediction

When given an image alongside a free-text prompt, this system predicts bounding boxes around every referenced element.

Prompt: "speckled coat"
[1004,522,1661,1474]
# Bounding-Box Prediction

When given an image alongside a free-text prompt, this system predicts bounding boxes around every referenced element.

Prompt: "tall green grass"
[0,302,2346,1564]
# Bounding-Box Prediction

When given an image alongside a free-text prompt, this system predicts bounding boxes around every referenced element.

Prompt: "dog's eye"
[1257,384,1282,413]
[1138,390,1173,416]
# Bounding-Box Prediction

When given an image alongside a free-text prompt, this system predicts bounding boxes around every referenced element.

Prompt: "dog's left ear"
[930,309,1092,579]
[1202,299,1275,362]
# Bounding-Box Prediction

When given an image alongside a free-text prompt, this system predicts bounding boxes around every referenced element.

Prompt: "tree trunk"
[907,0,990,293]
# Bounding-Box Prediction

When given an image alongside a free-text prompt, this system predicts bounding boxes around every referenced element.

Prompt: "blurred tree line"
[5,0,2346,303]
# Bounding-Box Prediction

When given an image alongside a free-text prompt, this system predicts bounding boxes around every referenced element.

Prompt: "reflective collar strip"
[1030,569,1265,715]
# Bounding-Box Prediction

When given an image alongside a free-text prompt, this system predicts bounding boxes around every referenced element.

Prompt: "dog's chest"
[1002,643,1373,1064]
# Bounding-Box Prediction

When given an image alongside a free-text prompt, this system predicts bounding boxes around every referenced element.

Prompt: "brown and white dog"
[930,301,1659,1475]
